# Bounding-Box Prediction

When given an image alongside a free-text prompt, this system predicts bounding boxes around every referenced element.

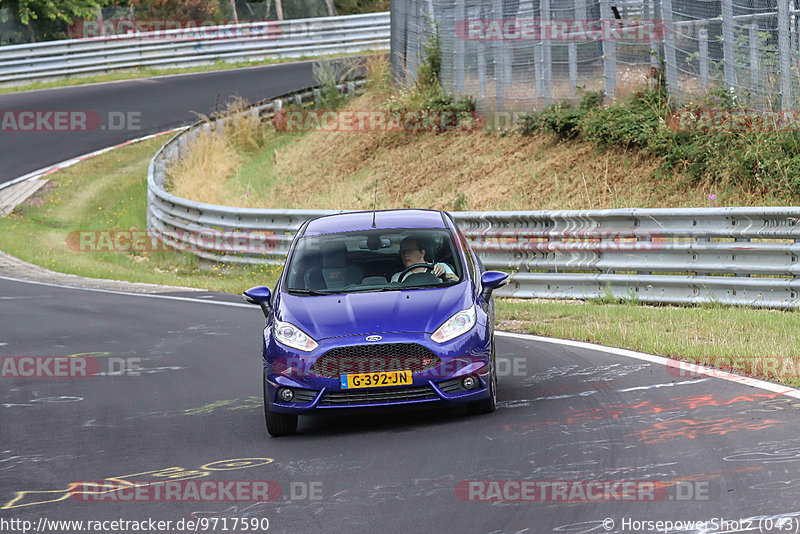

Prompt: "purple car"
[244,209,508,436]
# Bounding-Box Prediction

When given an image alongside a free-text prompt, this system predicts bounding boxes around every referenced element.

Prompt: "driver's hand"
[433,264,445,277]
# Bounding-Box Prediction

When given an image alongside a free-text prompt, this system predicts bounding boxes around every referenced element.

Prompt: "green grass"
[496,299,800,387]
[0,136,282,292]
[223,129,308,203]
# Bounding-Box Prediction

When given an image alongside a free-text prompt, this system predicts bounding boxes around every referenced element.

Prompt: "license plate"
[340,370,412,389]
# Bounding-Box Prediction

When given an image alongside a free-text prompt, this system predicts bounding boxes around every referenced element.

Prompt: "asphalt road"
[1,276,799,533]
[0,62,315,183]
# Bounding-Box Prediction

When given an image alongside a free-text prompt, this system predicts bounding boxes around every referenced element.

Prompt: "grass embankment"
[4,57,800,387]
[0,136,281,292]
[169,87,800,211]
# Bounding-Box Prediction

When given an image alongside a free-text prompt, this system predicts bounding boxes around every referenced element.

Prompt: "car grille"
[318,385,438,406]
[310,343,441,378]
[291,388,318,404]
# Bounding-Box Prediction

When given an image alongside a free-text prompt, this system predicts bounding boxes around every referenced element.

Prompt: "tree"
[2,0,103,41]
[127,0,219,20]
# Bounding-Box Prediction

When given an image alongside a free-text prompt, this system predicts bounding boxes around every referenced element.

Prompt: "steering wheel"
[397,262,436,283]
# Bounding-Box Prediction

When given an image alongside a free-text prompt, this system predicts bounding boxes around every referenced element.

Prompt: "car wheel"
[263,374,298,437]
[468,336,497,415]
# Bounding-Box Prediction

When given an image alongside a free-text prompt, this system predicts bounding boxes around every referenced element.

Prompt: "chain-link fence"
[391,0,800,112]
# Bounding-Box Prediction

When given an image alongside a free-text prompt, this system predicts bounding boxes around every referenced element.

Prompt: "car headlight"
[273,320,318,352]
[431,306,477,343]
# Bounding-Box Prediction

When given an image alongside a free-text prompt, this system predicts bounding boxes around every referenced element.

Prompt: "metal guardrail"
[0,13,389,85]
[147,85,800,309]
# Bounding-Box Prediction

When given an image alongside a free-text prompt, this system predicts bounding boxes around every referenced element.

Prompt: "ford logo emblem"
[366,335,382,342]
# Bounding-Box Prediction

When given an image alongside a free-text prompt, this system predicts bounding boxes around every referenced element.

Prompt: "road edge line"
[495,330,800,400]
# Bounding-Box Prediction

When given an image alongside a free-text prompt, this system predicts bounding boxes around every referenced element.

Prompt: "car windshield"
[284,228,464,294]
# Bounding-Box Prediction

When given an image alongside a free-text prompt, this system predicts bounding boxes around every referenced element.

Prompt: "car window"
[285,228,464,294]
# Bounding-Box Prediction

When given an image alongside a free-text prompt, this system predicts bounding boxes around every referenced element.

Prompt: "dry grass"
[213,88,714,211]
[168,130,240,204]
[167,68,800,211]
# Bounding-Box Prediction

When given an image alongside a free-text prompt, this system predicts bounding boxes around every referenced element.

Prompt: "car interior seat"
[305,241,362,290]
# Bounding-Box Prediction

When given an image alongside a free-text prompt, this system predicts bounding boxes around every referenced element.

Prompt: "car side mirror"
[480,271,509,300]
[243,286,272,317]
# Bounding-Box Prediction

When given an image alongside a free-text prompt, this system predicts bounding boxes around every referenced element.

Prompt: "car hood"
[277,283,474,340]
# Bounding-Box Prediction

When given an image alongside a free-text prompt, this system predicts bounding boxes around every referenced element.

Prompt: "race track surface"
[0,62,314,183]
[2,276,799,534]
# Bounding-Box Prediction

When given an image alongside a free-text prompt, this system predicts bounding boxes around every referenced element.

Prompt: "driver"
[391,236,457,282]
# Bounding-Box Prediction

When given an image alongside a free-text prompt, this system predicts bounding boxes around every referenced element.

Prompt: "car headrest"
[321,241,348,269]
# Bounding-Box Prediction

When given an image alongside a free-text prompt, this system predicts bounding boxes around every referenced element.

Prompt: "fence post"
[660,0,678,99]
[534,40,543,98]
[699,26,709,90]
[721,0,736,92]
[599,0,616,99]
[492,0,505,107]
[648,0,661,73]
[749,22,759,90]
[573,0,585,97]
[406,0,419,83]
[569,42,578,96]
[478,40,487,98]
[778,0,792,109]
[454,0,465,94]
[541,0,552,106]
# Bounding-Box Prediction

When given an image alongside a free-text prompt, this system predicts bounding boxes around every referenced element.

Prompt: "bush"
[381,24,477,116]
[517,82,800,197]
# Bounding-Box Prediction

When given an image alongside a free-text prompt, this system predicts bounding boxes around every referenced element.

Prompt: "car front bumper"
[263,328,491,414]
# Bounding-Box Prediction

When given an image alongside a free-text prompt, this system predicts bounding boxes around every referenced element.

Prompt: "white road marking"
[497,331,800,400]
[0,275,252,309]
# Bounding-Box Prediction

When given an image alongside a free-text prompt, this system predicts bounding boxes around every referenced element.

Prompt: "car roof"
[302,209,449,236]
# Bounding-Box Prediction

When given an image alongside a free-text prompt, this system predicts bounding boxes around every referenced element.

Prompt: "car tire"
[468,336,497,415]
[263,374,298,437]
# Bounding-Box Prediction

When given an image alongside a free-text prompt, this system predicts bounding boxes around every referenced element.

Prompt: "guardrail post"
[778,0,792,109]
[722,0,736,93]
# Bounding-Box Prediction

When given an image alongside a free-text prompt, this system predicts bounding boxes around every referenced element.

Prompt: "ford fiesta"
[243,209,508,436]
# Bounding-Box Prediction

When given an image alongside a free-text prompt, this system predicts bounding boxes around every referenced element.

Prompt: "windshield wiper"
[287,288,330,296]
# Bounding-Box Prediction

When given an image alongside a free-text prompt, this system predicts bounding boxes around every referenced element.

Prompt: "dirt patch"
[20,180,56,209]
